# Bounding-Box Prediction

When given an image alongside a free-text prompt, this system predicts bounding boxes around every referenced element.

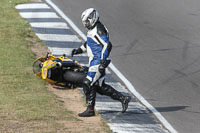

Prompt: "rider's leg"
[78,65,101,117]
[78,78,96,117]
[97,78,131,113]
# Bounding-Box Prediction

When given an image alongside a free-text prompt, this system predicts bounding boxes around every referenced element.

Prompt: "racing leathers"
[80,21,112,86]
[72,21,131,117]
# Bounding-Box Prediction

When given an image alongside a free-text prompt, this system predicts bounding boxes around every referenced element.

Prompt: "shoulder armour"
[96,22,108,36]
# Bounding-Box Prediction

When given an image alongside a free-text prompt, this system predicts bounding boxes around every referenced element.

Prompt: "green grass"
[0,0,112,132]
[0,0,78,132]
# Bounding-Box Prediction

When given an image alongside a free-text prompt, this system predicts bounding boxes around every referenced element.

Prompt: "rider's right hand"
[71,48,83,57]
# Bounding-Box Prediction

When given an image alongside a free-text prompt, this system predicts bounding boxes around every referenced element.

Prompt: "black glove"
[71,48,83,57]
[98,60,107,74]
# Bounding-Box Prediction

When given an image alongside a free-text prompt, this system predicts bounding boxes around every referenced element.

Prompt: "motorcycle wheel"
[63,70,87,84]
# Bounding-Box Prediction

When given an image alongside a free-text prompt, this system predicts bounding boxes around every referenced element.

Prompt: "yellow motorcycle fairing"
[33,54,82,85]
[41,60,56,79]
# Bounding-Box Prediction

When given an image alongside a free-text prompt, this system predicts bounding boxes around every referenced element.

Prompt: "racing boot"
[79,79,96,117]
[97,83,131,113]
[78,102,95,117]
[120,95,131,113]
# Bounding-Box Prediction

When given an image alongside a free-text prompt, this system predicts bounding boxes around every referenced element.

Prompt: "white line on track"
[19,12,59,18]
[48,47,87,56]
[45,0,86,41]
[109,63,177,133]
[30,22,69,29]
[35,33,81,42]
[45,0,177,132]
[107,123,168,133]
[16,3,50,9]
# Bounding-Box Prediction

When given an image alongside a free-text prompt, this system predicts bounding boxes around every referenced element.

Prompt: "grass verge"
[0,0,111,132]
[0,0,77,132]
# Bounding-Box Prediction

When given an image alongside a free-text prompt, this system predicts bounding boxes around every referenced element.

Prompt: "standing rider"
[71,8,131,117]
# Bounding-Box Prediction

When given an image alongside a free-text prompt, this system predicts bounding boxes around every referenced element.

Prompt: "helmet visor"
[82,18,90,28]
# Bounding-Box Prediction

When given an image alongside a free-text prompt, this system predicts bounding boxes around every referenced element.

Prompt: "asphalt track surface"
[16,2,171,132]
[50,0,200,133]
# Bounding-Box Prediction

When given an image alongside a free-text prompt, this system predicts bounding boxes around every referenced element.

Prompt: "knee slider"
[82,78,91,91]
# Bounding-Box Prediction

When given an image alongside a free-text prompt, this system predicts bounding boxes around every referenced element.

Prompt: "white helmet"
[81,8,99,29]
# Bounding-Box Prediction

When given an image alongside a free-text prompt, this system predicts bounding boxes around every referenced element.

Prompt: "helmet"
[81,8,99,29]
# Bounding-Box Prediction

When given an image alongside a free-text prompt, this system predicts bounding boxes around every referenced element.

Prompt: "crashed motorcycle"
[33,53,87,88]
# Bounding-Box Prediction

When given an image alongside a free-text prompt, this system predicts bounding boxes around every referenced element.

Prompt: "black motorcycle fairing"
[48,67,63,82]
[53,59,80,69]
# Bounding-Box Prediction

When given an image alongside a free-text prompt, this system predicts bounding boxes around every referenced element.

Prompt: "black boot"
[78,105,95,117]
[97,83,131,113]
[79,79,96,117]
[121,96,131,113]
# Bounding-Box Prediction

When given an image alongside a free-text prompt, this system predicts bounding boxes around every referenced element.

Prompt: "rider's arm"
[80,41,87,53]
[71,42,87,56]
[95,23,112,61]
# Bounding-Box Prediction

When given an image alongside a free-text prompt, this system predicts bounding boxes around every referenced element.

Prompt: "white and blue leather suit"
[80,21,112,86]
[72,20,130,117]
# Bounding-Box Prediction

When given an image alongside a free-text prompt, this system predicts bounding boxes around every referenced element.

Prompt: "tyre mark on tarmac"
[16,2,169,133]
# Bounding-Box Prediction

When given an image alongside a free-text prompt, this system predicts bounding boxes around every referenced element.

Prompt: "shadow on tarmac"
[155,106,189,112]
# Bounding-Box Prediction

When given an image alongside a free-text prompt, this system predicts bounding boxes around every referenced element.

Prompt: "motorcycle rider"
[71,8,131,117]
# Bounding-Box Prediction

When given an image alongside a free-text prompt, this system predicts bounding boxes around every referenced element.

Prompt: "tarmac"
[16,2,169,133]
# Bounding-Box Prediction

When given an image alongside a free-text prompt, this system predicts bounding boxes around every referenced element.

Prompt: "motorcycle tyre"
[63,70,86,84]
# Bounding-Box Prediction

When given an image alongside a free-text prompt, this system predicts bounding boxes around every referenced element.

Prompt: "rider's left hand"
[98,60,106,74]
[71,48,83,57]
